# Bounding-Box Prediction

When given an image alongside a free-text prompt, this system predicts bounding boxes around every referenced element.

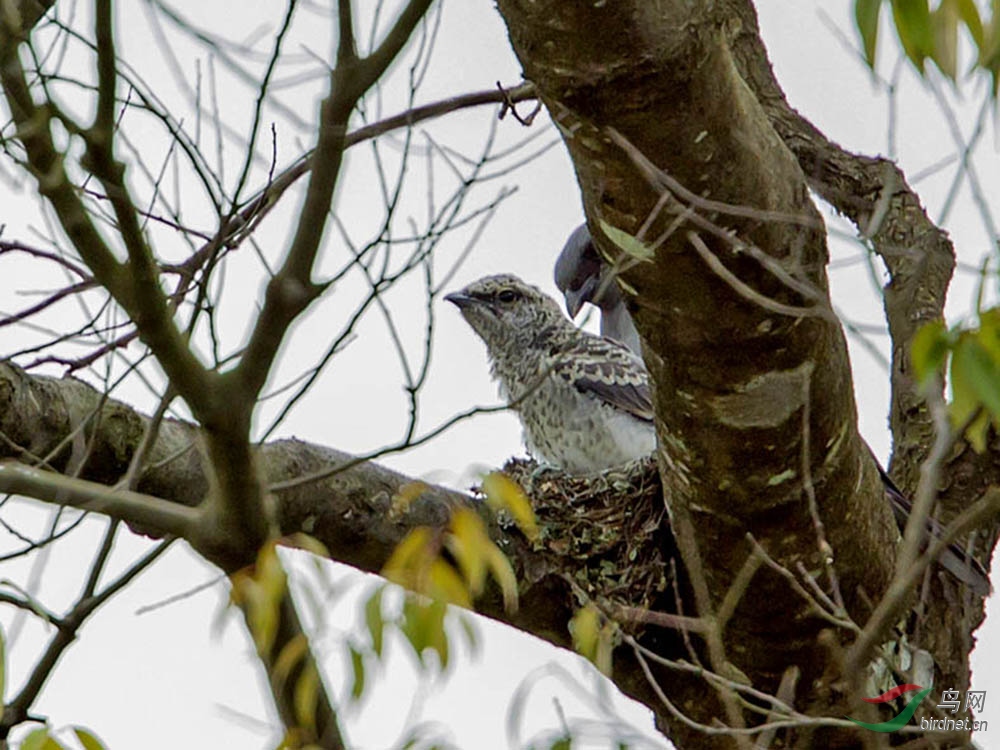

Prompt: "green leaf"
[293,663,320,733]
[20,729,64,750]
[456,612,480,659]
[957,336,1000,416]
[571,606,600,665]
[481,472,538,541]
[424,598,449,669]
[401,597,449,670]
[956,0,984,47]
[932,0,960,79]
[598,219,655,262]
[273,633,309,687]
[976,308,1000,360]
[364,586,385,658]
[949,335,1000,451]
[72,728,108,750]
[348,644,366,702]
[891,0,935,68]
[428,559,472,609]
[401,597,431,666]
[856,0,883,67]
[910,319,949,382]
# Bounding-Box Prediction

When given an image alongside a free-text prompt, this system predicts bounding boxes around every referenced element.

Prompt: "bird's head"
[445,274,568,352]
[553,224,625,318]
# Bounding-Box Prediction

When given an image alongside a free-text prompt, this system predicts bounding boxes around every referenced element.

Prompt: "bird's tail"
[877,463,991,597]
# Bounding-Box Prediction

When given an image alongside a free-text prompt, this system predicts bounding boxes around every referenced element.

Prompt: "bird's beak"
[563,277,597,319]
[444,291,478,310]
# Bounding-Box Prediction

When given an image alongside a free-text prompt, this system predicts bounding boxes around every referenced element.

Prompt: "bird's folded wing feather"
[878,463,991,596]
[551,337,654,422]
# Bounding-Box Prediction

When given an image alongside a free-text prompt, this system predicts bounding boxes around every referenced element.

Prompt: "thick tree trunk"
[494,0,996,745]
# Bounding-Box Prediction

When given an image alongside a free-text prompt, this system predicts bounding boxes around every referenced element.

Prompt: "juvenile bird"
[445,274,655,474]
[555,232,990,596]
[553,224,990,594]
[553,224,641,354]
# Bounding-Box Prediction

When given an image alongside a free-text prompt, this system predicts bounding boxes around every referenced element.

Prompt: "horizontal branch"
[0,359,679,733]
[0,461,200,537]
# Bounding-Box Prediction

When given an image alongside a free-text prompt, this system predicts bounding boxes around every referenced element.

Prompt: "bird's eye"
[497,289,518,303]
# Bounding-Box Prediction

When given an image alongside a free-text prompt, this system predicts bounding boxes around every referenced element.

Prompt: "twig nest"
[497,456,678,629]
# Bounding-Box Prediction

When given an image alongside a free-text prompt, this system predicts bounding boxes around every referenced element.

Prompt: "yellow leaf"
[229,543,289,656]
[595,621,615,676]
[446,509,490,595]
[20,730,64,750]
[482,541,520,613]
[348,644,366,702]
[429,559,473,608]
[571,606,601,663]
[481,472,538,541]
[282,533,330,559]
[856,0,883,67]
[72,728,108,750]
[293,663,320,733]
[932,0,960,78]
[273,633,310,686]
[381,526,435,591]
[571,606,615,676]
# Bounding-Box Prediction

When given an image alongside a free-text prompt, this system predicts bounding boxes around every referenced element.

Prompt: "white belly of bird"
[521,389,656,475]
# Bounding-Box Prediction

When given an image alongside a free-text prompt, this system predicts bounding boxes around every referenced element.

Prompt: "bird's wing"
[877,461,991,596]
[601,303,642,356]
[551,335,654,422]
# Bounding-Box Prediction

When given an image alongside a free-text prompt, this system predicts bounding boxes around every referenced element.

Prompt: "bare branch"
[0,461,200,537]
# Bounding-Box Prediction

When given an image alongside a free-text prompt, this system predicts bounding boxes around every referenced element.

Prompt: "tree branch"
[0,361,669,739]
[494,3,898,735]
[0,537,172,737]
[0,461,200,537]
[719,0,998,698]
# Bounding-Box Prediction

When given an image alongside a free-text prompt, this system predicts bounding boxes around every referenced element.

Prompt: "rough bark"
[493,0,996,745]
[720,0,999,701]
[0,361,673,723]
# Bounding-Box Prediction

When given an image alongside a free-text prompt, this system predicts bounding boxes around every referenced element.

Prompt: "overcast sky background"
[2,1,1000,748]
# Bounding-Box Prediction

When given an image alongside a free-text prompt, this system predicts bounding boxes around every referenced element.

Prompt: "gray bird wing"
[551,336,654,422]
[600,303,642,355]
[877,462,991,596]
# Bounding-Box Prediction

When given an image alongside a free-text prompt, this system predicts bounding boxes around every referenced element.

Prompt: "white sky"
[2,1,999,748]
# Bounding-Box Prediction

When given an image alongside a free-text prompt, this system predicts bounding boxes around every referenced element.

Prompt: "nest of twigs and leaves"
[498,456,680,632]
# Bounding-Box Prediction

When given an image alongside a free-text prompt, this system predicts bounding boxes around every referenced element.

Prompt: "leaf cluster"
[912,308,1000,449]
[856,0,1000,93]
